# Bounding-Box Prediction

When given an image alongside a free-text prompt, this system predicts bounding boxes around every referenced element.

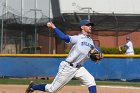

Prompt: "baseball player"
[119,36,134,55]
[26,19,103,93]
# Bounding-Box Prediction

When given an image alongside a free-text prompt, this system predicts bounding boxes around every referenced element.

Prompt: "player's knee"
[47,89,57,93]
[45,84,58,93]
[87,77,96,87]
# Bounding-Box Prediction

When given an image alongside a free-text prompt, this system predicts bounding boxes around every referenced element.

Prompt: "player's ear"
[81,26,84,30]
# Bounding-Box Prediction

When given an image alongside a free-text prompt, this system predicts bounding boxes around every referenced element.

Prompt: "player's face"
[126,39,130,43]
[81,25,93,34]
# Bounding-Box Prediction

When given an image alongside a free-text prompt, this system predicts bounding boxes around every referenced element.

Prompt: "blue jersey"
[66,34,94,66]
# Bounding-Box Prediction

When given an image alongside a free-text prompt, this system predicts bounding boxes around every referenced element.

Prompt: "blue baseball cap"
[80,19,94,26]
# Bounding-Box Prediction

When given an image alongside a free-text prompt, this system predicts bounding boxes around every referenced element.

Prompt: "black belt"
[69,63,81,68]
[65,61,81,68]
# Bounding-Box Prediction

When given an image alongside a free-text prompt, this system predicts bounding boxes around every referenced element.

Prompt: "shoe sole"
[26,81,34,93]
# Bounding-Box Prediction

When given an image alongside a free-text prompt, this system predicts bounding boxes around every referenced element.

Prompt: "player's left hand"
[90,46,104,63]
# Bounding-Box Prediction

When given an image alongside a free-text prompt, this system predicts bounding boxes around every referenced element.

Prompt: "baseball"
[47,22,51,27]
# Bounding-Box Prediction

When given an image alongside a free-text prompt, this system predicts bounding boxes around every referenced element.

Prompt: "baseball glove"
[90,46,103,63]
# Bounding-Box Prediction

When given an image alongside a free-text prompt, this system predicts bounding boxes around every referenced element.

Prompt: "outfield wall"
[0,54,140,80]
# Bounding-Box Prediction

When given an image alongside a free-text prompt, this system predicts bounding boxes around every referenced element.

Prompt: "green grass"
[0,78,81,85]
[0,78,140,87]
[96,81,140,87]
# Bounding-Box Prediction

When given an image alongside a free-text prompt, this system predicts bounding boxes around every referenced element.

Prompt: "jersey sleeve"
[124,42,130,48]
[54,28,70,43]
[69,35,79,44]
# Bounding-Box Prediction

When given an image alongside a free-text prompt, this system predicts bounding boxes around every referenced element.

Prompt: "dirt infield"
[0,84,140,93]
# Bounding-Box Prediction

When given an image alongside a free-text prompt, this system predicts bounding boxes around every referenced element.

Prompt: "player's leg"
[46,61,78,92]
[26,61,78,93]
[88,86,97,93]
[75,67,97,93]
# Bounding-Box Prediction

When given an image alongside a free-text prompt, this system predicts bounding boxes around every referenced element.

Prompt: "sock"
[31,84,46,92]
[88,86,97,93]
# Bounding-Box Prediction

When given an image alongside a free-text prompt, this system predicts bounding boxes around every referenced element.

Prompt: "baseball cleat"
[26,81,34,93]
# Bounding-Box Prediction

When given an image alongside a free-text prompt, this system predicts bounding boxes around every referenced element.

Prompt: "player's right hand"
[47,22,56,29]
[118,46,122,52]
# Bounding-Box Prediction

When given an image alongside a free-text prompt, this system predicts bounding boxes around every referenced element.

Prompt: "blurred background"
[0,0,140,54]
[0,0,140,82]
